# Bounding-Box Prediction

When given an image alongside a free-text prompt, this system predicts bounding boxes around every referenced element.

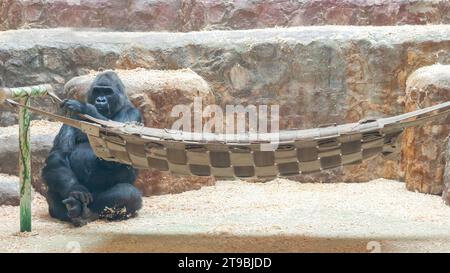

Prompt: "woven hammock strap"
[6,99,106,136]
[7,99,450,178]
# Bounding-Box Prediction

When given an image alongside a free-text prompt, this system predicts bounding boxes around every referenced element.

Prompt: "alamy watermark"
[170,97,280,151]
[366,241,382,253]
[65,241,82,253]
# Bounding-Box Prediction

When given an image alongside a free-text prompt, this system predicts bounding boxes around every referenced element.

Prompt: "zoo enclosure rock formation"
[1,0,450,31]
[1,26,450,183]
[64,68,216,196]
[403,65,450,195]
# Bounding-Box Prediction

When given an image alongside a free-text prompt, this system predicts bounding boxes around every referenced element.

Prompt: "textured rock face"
[1,0,450,31]
[402,65,450,195]
[180,0,450,30]
[1,27,450,183]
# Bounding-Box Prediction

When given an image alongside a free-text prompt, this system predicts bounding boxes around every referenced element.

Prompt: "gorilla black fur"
[42,71,143,227]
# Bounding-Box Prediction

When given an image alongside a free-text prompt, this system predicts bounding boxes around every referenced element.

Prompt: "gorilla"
[42,71,143,227]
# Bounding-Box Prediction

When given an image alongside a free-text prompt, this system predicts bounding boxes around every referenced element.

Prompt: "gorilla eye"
[103,89,114,96]
[93,87,114,96]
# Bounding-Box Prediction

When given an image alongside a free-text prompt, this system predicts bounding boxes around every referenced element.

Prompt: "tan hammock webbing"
[7,99,450,178]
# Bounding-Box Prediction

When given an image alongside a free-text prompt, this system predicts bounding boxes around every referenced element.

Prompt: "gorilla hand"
[65,184,93,206]
[69,190,93,205]
[62,191,95,227]
[61,99,87,115]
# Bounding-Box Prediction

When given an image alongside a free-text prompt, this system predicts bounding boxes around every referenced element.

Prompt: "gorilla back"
[42,71,143,227]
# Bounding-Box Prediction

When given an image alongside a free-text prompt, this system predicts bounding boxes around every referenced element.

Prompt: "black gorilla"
[42,71,143,227]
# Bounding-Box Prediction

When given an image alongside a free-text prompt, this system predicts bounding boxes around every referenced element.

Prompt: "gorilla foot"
[71,212,99,227]
[71,217,88,227]
[62,197,82,219]
[63,197,99,227]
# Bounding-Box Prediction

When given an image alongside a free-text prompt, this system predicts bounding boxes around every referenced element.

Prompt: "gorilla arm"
[60,99,110,121]
[42,125,93,204]
[60,99,142,123]
[114,105,142,123]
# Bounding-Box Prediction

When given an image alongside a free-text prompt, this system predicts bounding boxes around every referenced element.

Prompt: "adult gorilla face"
[86,71,128,118]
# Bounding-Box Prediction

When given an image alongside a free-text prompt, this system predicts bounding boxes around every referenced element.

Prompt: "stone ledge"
[3,25,450,50]
[1,0,449,31]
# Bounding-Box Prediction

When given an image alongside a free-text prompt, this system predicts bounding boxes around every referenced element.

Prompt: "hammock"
[7,98,450,179]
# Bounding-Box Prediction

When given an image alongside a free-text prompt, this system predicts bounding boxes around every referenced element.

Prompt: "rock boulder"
[402,64,450,195]
[0,174,19,206]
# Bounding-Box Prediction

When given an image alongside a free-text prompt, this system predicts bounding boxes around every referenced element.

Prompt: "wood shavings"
[1,178,450,252]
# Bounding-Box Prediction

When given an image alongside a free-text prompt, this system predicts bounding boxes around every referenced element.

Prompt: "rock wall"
[1,26,450,185]
[1,0,450,31]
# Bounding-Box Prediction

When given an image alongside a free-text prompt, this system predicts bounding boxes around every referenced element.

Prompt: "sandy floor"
[1,178,450,253]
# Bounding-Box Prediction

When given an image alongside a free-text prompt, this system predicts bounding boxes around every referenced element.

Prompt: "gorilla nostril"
[96,97,107,104]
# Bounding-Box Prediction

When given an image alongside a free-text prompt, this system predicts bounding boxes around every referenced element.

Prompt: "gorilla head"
[86,71,129,118]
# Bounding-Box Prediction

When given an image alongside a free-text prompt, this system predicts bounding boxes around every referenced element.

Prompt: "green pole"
[0,84,53,232]
[19,97,31,232]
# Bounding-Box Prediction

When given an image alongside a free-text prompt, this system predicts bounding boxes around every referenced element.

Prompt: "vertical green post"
[1,84,52,232]
[19,97,31,232]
